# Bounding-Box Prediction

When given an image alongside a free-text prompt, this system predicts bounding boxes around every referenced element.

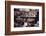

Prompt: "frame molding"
[5,1,45,35]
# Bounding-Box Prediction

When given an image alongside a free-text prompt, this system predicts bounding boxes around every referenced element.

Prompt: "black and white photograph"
[14,8,39,27]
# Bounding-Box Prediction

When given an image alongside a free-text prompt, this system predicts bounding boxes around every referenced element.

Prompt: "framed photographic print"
[5,1,45,35]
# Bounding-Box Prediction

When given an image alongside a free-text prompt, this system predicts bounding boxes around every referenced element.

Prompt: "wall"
[0,0,46,36]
